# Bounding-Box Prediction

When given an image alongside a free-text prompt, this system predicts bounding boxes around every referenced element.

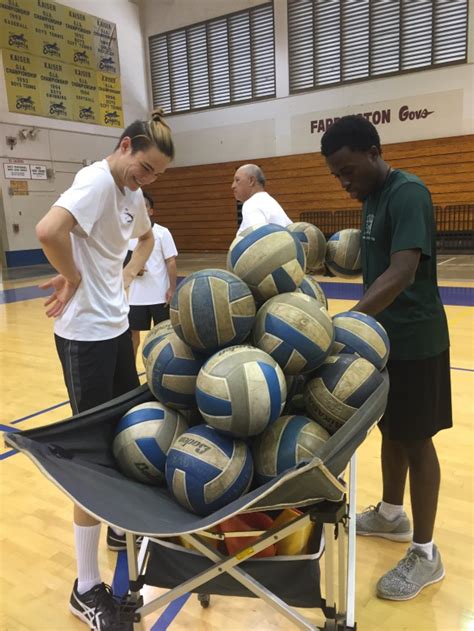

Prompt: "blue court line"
[0,424,19,433]
[111,546,190,630]
[112,550,130,599]
[11,401,69,425]
[0,285,50,304]
[0,277,186,305]
[151,593,192,631]
[0,450,17,461]
[7,372,146,426]
[1,280,473,306]
[319,282,474,307]
[0,426,19,460]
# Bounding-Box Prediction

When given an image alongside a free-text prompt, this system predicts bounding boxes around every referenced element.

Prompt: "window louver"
[149,3,275,114]
[288,0,468,94]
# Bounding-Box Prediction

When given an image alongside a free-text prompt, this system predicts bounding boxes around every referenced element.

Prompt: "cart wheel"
[198,593,210,608]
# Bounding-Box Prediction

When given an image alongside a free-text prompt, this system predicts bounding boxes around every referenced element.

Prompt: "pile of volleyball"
[112,222,389,516]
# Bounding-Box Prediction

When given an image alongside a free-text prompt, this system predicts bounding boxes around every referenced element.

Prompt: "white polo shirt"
[128,223,178,305]
[238,191,292,234]
[53,159,151,341]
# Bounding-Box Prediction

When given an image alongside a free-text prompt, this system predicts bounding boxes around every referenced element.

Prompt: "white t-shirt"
[53,159,151,341]
[128,223,178,305]
[237,191,292,234]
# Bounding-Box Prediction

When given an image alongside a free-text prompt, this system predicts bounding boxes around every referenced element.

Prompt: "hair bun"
[151,108,165,122]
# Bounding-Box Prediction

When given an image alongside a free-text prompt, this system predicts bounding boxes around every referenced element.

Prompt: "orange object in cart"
[218,512,277,557]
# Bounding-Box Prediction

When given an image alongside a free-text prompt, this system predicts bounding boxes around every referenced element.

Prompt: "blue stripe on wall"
[5,249,49,267]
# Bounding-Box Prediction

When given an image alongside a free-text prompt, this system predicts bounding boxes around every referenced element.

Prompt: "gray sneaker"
[376,545,445,600]
[356,503,412,542]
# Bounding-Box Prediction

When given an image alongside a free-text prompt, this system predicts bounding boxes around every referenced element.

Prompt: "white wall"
[0,0,149,260]
[142,0,266,32]
[142,0,474,167]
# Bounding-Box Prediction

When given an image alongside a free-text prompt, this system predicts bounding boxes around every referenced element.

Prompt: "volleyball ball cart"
[5,369,388,631]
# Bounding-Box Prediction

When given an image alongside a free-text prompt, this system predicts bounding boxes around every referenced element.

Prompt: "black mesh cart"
[5,374,388,630]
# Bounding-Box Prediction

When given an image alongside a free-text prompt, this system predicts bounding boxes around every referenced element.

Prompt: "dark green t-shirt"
[361,169,449,360]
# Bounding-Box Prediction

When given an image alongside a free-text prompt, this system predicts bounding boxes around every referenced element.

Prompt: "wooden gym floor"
[0,253,473,631]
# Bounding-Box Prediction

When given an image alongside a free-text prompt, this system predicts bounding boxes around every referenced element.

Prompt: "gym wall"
[1,0,473,265]
[146,134,474,252]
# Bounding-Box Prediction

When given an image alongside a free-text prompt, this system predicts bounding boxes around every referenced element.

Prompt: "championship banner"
[29,0,65,61]
[37,56,72,120]
[1,0,122,126]
[98,71,123,128]
[62,5,95,69]
[3,49,40,116]
[93,16,120,75]
[71,66,99,124]
[0,0,34,54]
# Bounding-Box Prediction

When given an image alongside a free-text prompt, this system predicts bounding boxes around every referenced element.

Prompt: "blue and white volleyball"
[227,224,306,301]
[165,424,253,516]
[146,332,205,410]
[252,293,334,374]
[304,355,383,434]
[253,415,330,484]
[195,345,287,437]
[325,229,362,278]
[287,222,326,271]
[113,402,188,484]
[296,274,328,309]
[332,311,390,370]
[170,268,256,354]
[142,319,174,362]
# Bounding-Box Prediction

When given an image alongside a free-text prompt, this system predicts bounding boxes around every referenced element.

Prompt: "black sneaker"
[106,527,143,551]
[69,580,133,630]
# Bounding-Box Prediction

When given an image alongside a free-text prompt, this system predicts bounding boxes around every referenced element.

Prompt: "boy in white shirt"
[231,163,292,234]
[36,110,175,631]
[128,191,178,358]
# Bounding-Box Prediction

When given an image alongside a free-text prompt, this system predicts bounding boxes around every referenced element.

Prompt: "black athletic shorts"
[379,348,453,441]
[128,303,169,331]
[55,329,139,414]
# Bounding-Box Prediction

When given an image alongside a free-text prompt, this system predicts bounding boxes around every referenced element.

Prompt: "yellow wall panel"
[0,0,34,54]
[70,66,99,124]
[0,0,122,126]
[97,71,123,127]
[3,49,40,115]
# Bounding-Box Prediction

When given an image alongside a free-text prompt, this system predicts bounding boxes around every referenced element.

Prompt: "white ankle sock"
[74,523,102,594]
[410,540,434,560]
[111,527,125,536]
[379,501,404,521]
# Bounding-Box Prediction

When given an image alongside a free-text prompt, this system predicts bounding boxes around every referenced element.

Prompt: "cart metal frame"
[124,456,358,631]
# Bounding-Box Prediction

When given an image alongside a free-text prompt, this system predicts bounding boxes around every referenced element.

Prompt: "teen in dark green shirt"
[321,115,452,602]
[362,168,449,359]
